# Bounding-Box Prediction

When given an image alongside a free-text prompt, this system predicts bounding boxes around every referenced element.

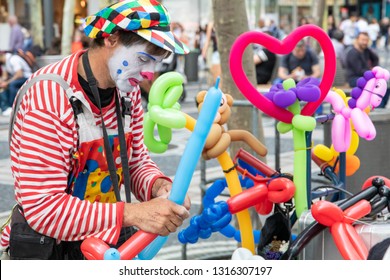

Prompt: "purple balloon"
[273,89,297,108]
[296,85,321,102]
[264,91,274,101]
[297,77,320,87]
[350,87,362,99]
[356,77,367,89]
[363,71,375,81]
[348,98,357,109]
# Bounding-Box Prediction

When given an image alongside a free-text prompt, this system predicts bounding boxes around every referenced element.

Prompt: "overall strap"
[9,73,72,144]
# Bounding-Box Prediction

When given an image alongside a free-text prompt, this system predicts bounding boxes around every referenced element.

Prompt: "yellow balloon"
[334,87,347,104]
[346,131,359,155]
[330,144,339,157]
[313,144,334,162]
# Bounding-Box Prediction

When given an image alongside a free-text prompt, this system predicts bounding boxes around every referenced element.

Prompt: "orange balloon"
[334,154,360,176]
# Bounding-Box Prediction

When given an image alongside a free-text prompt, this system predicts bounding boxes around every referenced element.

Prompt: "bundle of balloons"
[229,24,336,218]
[178,149,295,245]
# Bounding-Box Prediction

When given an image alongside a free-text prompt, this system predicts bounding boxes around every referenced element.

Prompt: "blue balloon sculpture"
[138,78,223,259]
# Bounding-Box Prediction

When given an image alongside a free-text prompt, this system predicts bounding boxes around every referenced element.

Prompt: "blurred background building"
[0,0,388,54]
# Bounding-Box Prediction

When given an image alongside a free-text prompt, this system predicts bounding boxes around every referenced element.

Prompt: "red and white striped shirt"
[5,51,169,246]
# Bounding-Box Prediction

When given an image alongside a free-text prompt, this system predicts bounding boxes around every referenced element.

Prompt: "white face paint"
[108,44,165,92]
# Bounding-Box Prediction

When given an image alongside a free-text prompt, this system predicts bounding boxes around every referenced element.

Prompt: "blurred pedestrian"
[331,30,345,59]
[253,31,276,85]
[21,27,33,52]
[0,51,32,115]
[201,20,221,87]
[339,12,359,46]
[274,40,321,85]
[327,15,337,38]
[344,31,389,107]
[379,17,390,51]
[345,32,379,87]
[8,15,24,53]
[45,37,62,55]
[367,18,380,49]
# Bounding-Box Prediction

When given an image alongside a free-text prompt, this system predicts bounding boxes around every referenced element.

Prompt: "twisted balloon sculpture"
[326,67,390,152]
[269,78,319,217]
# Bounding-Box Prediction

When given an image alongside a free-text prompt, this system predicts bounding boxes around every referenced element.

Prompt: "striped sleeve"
[0,224,10,251]
[128,88,171,202]
[10,68,123,244]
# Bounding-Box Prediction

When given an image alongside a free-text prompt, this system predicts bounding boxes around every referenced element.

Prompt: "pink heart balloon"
[229,24,336,124]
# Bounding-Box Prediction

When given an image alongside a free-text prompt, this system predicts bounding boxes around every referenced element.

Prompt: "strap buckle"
[121,96,132,117]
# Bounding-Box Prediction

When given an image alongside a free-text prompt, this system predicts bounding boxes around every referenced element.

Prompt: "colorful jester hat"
[83,0,190,54]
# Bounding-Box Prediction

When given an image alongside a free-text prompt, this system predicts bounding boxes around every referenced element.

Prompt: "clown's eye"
[138,56,150,63]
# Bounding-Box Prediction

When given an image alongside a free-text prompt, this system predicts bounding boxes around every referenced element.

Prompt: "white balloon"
[231,248,264,260]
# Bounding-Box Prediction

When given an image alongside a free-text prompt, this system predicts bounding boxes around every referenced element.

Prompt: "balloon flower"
[229,24,336,124]
[271,78,319,218]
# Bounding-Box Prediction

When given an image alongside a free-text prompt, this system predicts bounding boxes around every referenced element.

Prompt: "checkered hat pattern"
[83,0,189,54]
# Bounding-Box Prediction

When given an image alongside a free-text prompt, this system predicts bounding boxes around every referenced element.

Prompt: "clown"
[1,0,191,260]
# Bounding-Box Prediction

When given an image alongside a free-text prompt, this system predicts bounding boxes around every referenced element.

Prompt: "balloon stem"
[215,77,221,89]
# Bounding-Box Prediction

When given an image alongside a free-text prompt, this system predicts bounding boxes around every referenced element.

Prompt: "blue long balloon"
[138,79,223,260]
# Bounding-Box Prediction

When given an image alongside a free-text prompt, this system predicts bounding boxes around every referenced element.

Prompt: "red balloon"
[267,177,295,203]
[227,183,268,214]
[312,199,371,260]
[81,237,110,260]
[118,231,157,260]
[312,201,343,226]
[331,222,368,260]
[362,175,390,190]
[343,221,368,259]
[227,177,295,215]
[254,199,274,215]
[343,200,371,223]
[331,223,364,260]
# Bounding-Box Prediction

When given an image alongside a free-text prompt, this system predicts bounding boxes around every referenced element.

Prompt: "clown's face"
[108,44,165,92]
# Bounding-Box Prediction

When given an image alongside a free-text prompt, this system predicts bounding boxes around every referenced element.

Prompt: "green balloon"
[277,122,293,134]
[149,72,184,106]
[157,124,172,144]
[292,115,316,131]
[143,113,169,153]
[283,78,296,90]
[149,106,186,129]
[162,85,183,108]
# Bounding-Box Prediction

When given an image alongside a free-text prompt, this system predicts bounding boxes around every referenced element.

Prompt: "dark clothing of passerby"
[254,47,276,84]
[345,47,379,87]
